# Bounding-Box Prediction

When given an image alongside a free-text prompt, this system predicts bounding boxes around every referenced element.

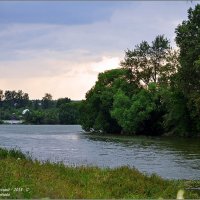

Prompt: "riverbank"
[86,130,200,138]
[0,148,199,199]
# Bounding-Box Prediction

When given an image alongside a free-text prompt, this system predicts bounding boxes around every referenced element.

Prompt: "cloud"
[0,1,195,99]
[0,48,121,99]
[92,57,120,73]
[0,2,127,25]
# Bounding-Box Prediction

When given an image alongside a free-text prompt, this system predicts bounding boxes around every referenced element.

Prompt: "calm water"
[0,125,199,180]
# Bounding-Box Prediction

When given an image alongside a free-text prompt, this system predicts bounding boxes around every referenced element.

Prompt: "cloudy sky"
[0,1,197,100]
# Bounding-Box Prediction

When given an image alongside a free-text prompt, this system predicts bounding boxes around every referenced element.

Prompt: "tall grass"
[0,148,29,160]
[0,147,199,199]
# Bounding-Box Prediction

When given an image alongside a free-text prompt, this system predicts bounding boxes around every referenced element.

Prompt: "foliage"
[111,84,164,135]
[160,86,191,136]
[175,5,200,95]
[58,102,79,124]
[81,5,200,137]
[42,93,53,109]
[0,90,80,125]
[0,89,3,101]
[121,35,178,86]
[56,97,71,108]
[2,90,29,108]
[80,68,137,133]
[175,4,200,133]
[81,35,178,135]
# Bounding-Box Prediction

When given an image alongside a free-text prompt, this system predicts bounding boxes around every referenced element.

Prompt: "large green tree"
[80,68,137,133]
[80,36,179,135]
[121,35,178,86]
[111,83,164,135]
[175,4,200,133]
[175,5,200,95]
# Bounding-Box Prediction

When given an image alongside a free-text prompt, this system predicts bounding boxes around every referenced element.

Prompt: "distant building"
[22,109,30,115]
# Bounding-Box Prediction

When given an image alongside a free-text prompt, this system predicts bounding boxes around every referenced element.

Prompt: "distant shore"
[2,120,23,124]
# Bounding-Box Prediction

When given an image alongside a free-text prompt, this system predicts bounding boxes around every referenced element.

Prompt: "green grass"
[0,148,199,199]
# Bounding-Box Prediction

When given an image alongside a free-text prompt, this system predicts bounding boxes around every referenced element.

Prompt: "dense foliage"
[80,68,137,133]
[175,4,200,135]
[0,91,80,125]
[80,5,200,137]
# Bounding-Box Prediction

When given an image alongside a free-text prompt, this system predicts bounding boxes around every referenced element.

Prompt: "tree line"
[0,91,80,125]
[80,5,200,137]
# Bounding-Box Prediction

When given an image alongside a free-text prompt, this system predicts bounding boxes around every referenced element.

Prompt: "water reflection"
[0,125,199,180]
[85,133,200,160]
[83,132,200,179]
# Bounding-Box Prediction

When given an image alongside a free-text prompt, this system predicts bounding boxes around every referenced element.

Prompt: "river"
[0,125,199,180]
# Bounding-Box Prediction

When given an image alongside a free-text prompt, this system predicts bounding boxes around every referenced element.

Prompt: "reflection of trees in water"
[84,133,200,160]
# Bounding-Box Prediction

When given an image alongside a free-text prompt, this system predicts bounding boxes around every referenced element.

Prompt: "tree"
[151,35,170,83]
[42,93,53,109]
[15,90,29,107]
[0,90,3,100]
[175,5,200,95]
[2,90,29,107]
[161,86,191,136]
[58,103,79,124]
[43,93,52,101]
[80,36,179,135]
[43,110,59,124]
[175,4,200,133]
[56,97,71,108]
[80,68,136,133]
[111,83,164,135]
[121,41,151,85]
[4,90,16,102]
[121,35,178,86]
[0,90,3,108]
[24,109,59,125]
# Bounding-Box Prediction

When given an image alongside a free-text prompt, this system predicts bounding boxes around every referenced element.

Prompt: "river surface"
[0,125,199,180]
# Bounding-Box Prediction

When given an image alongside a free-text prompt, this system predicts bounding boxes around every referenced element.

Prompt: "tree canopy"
[175,4,200,134]
[80,35,179,135]
[80,4,200,137]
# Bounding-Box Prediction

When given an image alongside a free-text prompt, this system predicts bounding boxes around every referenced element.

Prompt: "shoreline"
[0,147,199,199]
[1,123,200,138]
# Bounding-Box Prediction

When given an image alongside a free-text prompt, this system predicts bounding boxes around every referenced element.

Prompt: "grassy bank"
[0,148,199,199]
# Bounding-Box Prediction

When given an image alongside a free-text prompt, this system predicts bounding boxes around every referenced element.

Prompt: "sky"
[0,1,198,100]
